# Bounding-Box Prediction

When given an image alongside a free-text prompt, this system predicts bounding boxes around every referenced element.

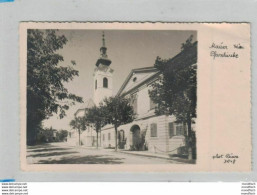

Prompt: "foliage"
[57,130,68,142]
[148,35,197,159]
[36,128,68,143]
[85,106,106,148]
[101,96,135,151]
[70,116,87,146]
[69,117,87,133]
[85,106,105,132]
[149,36,197,121]
[27,29,83,145]
[181,35,194,51]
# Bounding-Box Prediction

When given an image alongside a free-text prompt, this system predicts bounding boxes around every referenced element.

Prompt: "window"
[176,124,184,136]
[149,97,156,110]
[103,77,108,88]
[103,134,105,141]
[95,80,97,90]
[150,123,157,137]
[108,132,111,140]
[168,122,174,138]
[119,130,125,141]
[131,93,138,114]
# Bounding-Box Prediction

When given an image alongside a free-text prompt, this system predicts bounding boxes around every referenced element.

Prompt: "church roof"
[116,66,159,96]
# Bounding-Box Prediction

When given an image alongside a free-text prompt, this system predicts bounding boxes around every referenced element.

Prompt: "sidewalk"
[117,150,196,164]
[61,143,196,164]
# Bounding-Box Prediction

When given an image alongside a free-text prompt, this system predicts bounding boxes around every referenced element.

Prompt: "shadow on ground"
[37,155,125,164]
[27,144,56,150]
[29,148,71,153]
[27,151,79,158]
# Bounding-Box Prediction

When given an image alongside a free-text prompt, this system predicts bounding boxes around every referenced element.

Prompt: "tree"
[101,96,135,151]
[85,106,106,149]
[57,130,68,142]
[149,36,197,159]
[69,117,86,146]
[27,29,83,145]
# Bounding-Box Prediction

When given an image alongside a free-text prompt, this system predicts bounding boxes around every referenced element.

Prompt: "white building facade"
[100,67,192,155]
[69,32,196,155]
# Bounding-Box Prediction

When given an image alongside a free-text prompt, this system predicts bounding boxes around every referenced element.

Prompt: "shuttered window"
[103,134,105,141]
[131,93,138,114]
[108,133,111,140]
[149,97,156,110]
[169,122,174,138]
[176,124,184,136]
[150,123,157,137]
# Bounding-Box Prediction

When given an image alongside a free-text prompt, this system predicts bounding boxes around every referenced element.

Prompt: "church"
[67,32,196,155]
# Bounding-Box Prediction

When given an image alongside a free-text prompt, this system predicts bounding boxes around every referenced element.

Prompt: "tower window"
[95,80,97,90]
[103,77,108,88]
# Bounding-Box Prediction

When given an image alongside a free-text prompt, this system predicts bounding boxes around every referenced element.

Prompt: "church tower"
[93,32,114,106]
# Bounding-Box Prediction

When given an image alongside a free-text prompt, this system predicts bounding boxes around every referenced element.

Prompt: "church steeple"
[93,31,114,106]
[96,31,112,67]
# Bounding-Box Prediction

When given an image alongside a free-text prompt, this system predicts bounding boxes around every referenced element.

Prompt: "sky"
[43,30,197,130]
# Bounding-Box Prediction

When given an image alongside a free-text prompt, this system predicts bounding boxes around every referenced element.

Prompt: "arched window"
[95,80,97,90]
[103,77,108,88]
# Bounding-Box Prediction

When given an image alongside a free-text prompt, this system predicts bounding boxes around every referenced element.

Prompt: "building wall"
[67,126,97,147]
[101,129,115,148]
[137,87,151,116]
[93,66,113,106]
[99,78,189,154]
[100,115,187,154]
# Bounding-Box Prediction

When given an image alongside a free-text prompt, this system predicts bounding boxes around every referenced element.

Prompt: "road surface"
[27,142,184,164]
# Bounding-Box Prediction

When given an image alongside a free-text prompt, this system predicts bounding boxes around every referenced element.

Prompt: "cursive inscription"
[209,42,242,60]
[234,43,244,49]
[212,153,239,164]
[209,42,228,49]
[210,51,238,60]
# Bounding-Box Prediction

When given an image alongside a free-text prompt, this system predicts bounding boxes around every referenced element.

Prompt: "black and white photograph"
[25,28,197,165]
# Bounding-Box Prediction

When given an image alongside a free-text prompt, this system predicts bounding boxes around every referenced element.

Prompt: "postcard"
[20,22,251,172]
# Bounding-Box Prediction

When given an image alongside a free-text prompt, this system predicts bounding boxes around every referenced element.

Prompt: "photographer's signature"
[212,153,239,164]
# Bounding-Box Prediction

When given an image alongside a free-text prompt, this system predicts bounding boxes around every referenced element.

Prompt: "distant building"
[69,32,196,155]
[67,99,97,147]
[37,128,58,143]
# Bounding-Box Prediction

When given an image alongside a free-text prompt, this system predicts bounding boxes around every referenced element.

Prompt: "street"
[27,142,184,164]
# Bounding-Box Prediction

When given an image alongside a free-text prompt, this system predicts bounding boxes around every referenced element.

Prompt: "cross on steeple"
[96,31,112,67]
[102,31,105,47]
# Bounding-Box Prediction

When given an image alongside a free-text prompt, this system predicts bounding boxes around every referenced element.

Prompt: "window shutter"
[176,124,183,136]
[150,123,157,137]
[169,122,174,138]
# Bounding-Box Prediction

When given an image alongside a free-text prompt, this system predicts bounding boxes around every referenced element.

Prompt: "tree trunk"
[78,129,81,146]
[115,126,118,151]
[187,114,193,160]
[100,128,102,147]
[96,131,99,149]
